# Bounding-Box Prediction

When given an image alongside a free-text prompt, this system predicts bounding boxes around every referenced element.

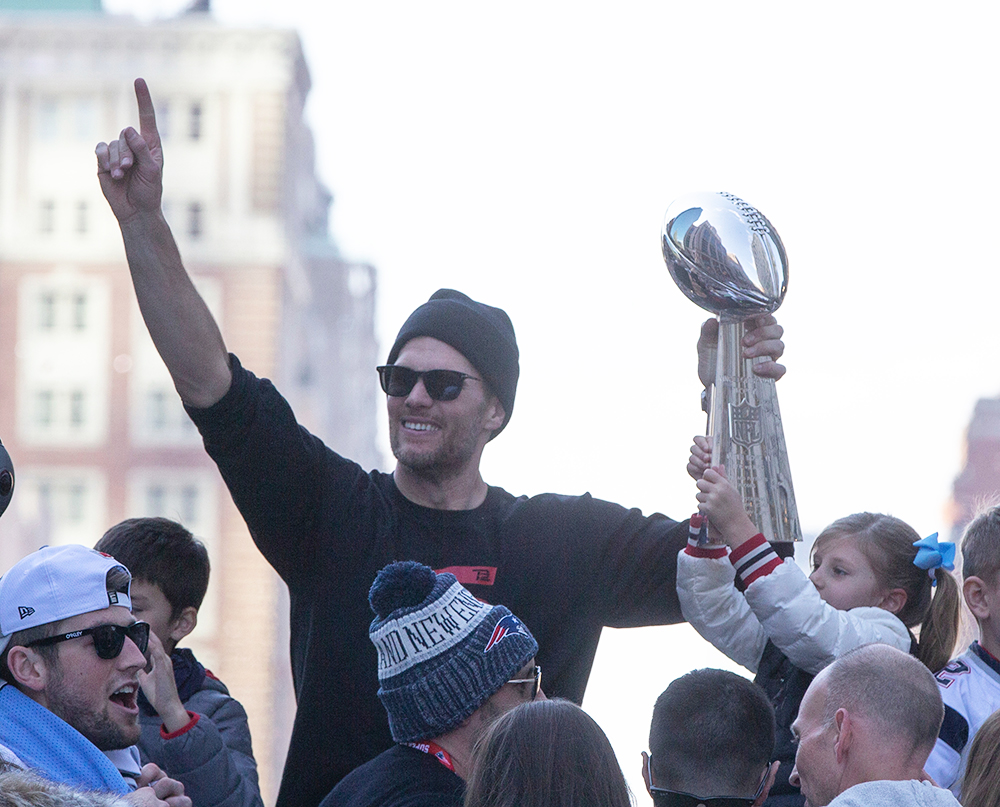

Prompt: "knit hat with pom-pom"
[368,560,538,742]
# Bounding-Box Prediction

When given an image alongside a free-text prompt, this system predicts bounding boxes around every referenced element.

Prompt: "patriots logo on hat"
[18,606,35,620]
[483,614,528,653]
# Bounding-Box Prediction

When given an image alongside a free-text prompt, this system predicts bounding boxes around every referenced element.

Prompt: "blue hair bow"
[912,533,955,584]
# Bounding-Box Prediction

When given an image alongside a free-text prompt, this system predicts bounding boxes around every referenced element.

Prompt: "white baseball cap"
[0,545,132,654]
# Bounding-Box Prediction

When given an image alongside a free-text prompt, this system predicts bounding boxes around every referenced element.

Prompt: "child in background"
[925,505,1000,798]
[96,518,263,807]
[680,464,960,807]
[957,707,1000,807]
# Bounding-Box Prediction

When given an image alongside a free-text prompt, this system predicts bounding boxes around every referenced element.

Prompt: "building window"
[128,474,216,543]
[39,200,55,234]
[38,97,59,141]
[72,292,87,330]
[15,472,108,549]
[148,389,168,430]
[35,390,53,428]
[188,203,203,239]
[74,98,96,141]
[189,102,202,140]
[147,485,166,516]
[69,390,85,427]
[37,482,52,514]
[67,484,86,522]
[76,201,88,234]
[157,101,171,139]
[38,292,56,329]
[181,485,199,523]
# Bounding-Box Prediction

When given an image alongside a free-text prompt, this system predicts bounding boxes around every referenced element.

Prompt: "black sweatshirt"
[188,356,689,807]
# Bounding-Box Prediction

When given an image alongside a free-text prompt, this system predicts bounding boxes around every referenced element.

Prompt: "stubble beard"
[390,403,491,481]
[46,666,140,752]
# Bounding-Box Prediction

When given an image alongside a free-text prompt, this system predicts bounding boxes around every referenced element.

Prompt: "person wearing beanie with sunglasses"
[0,545,190,807]
[96,79,787,807]
[321,561,542,807]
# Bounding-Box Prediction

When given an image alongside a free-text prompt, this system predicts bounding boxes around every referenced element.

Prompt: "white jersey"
[924,642,1000,799]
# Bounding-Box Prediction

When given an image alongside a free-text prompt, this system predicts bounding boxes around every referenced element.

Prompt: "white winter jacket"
[676,537,911,675]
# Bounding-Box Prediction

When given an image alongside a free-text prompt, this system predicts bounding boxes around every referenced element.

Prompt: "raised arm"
[96,78,231,409]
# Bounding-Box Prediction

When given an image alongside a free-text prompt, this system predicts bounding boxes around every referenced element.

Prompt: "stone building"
[0,3,380,800]
[949,397,1000,545]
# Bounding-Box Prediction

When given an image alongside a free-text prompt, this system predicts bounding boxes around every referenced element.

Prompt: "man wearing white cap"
[0,544,190,807]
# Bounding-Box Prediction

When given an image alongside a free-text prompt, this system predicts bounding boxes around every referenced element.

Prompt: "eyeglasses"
[507,664,542,701]
[376,365,480,402]
[646,754,769,807]
[25,622,150,660]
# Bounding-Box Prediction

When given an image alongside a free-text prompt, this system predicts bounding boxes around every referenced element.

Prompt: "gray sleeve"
[142,691,263,807]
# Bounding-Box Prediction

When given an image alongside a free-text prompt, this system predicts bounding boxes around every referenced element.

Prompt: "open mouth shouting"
[109,683,139,713]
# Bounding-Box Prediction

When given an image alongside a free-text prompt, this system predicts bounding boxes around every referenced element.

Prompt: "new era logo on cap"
[17,606,34,620]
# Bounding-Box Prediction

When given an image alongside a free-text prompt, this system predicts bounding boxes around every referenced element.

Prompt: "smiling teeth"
[114,685,136,695]
[405,422,437,431]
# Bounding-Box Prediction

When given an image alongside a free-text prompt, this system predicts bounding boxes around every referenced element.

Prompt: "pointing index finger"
[134,77,159,139]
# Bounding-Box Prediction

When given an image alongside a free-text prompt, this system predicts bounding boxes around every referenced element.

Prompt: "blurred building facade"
[949,397,1000,547]
[0,6,380,802]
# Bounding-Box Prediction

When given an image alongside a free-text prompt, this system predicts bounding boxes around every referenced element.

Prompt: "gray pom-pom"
[369,561,437,618]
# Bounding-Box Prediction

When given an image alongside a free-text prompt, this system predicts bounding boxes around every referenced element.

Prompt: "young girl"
[680,465,960,807]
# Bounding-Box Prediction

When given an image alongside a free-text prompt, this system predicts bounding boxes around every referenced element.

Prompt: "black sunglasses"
[25,622,150,660]
[646,754,768,807]
[376,365,480,402]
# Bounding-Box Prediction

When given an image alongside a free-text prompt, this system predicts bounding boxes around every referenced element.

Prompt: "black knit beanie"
[386,290,519,437]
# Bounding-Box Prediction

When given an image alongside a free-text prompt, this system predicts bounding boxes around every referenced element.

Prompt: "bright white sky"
[103,0,1000,799]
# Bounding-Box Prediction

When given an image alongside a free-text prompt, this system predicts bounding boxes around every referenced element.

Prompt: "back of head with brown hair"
[463,699,631,807]
[813,512,960,672]
[95,517,209,619]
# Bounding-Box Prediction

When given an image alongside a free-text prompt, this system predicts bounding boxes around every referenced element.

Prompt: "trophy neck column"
[707,317,801,544]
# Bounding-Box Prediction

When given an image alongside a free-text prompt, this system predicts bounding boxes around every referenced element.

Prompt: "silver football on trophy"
[661,191,788,318]
[662,191,801,543]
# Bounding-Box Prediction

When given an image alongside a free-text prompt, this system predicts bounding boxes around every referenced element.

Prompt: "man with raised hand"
[0,545,190,807]
[97,79,787,807]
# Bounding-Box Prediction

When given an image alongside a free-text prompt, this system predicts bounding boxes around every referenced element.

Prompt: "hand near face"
[137,632,190,734]
[697,315,786,387]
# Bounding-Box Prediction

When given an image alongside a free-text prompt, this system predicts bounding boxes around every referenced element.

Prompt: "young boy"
[925,505,1000,798]
[96,518,263,807]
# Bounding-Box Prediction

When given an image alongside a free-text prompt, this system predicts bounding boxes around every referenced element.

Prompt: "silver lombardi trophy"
[662,191,801,543]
